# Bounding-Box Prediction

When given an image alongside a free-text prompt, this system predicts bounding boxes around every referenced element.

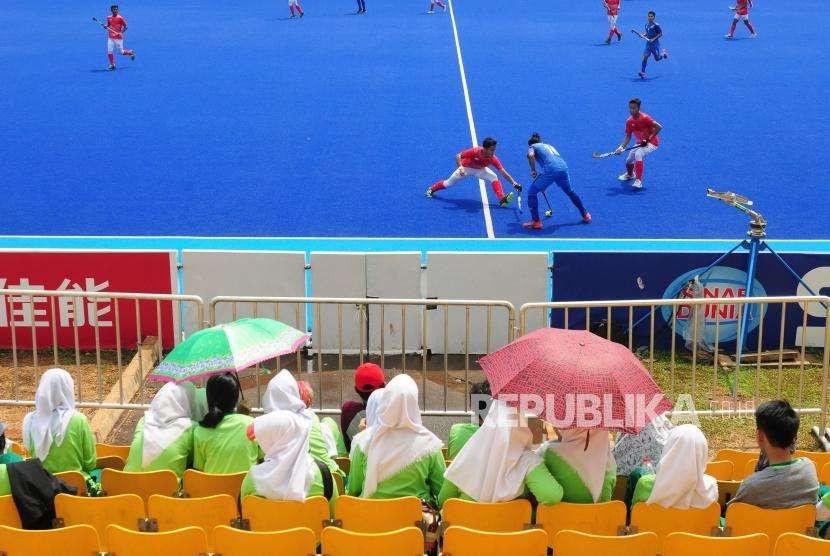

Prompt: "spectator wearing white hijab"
[262,370,343,478]
[539,428,617,503]
[346,374,444,504]
[241,409,339,512]
[124,383,194,477]
[631,424,719,508]
[22,368,96,476]
[438,398,564,507]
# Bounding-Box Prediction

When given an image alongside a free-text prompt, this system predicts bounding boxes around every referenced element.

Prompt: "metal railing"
[209,296,515,414]
[520,295,830,426]
[0,289,205,409]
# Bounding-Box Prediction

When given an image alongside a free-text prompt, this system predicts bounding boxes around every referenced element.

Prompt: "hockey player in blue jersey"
[522,133,591,230]
[633,11,669,79]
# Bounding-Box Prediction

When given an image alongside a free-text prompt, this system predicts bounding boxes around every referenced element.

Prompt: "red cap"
[355,363,385,392]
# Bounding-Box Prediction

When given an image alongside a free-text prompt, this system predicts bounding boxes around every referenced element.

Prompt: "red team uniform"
[427,146,511,204]
[605,0,622,43]
[619,112,660,188]
[106,13,135,69]
[726,0,756,38]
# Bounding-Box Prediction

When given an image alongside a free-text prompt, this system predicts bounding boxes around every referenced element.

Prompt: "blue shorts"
[644,41,661,58]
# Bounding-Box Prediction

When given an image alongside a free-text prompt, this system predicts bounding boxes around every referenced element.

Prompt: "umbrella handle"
[584,430,590,451]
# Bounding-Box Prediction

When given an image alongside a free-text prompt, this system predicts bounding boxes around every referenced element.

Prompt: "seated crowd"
[2,364,830,532]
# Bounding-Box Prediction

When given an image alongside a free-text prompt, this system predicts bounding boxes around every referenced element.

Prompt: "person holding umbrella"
[438,398,564,507]
[193,373,261,474]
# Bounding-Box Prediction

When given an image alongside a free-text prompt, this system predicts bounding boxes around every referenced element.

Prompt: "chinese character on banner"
[56,278,113,328]
[8,279,49,328]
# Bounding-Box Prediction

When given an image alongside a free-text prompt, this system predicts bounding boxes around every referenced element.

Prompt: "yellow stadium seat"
[738,458,759,480]
[101,468,179,504]
[95,443,131,460]
[663,532,770,556]
[705,460,735,481]
[630,502,721,547]
[212,525,317,556]
[443,525,548,556]
[335,457,350,475]
[794,451,830,473]
[334,495,423,533]
[0,524,100,556]
[242,495,330,542]
[822,462,830,486]
[147,494,237,546]
[9,443,27,458]
[334,473,344,497]
[95,455,126,471]
[182,469,246,499]
[774,532,830,555]
[715,449,759,481]
[535,501,626,547]
[717,480,742,507]
[441,498,532,532]
[55,493,145,545]
[105,524,209,556]
[321,526,423,556]
[0,496,21,528]
[726,502,816,555]
[55,471,88,496]
[552,530,659,556]
[613,475,629,501]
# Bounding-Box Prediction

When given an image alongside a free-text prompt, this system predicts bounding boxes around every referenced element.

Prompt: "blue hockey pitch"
[2,0,826,241]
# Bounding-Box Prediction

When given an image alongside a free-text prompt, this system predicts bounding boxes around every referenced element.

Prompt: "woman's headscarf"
[444,398,542,503]
[249,410,315,501]
[361,374,442,498]
[142,383,193,467]
[646,424,718,509]
[351,388,385,457]
[262,370,313,420]
[545,428,615,502]
[23,368,76,461]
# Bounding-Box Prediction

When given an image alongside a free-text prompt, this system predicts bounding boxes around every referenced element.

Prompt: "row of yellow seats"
[0,523,827,556]
[713,449,830,482]
[53,468,247,500]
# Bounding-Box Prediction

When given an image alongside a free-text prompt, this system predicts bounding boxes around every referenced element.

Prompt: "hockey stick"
[541,191,553,218]
[592,144,642,159]
[92,17,118,34]
[630,29,647,40]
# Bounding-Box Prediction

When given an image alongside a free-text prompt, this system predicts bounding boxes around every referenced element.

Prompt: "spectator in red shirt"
[341,363,386,451]
[426,137,521,207]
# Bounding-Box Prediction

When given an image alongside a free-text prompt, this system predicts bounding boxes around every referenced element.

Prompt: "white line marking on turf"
[447,0,494,239]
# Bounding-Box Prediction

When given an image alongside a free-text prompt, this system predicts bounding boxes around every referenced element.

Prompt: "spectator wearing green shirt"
[124,383,194,478]
[23,368,96,477]
[347,374,444,506]
[193,373,260,474]
[241,409,338,513]
[539,428,617,503]
[262,370,343,479]
[630,424,718,508]
[447,380,492,460]
[439,398,563,507]
[0,423,24,465]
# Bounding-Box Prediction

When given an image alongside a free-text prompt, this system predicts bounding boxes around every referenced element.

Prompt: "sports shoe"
[289,13,296,17]
[660,48,669,59]
[522,220,543,230]
[724,34,733,39]
[605,38,611,45]
[638,71,646,79]
[299,11,304,17]
[442,3,447,10]
[108,64,116,71]
[618,172,634,181]
[427,9,434,13]
[499,191,514,207]
[425,187,433,198]
[631,179,643,189]
[617,31,622,41]
[750,32,757,38]
[582,212,592,223]
[130,51,136,61]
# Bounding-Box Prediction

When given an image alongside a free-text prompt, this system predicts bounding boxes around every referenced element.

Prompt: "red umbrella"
[479,328,672,434]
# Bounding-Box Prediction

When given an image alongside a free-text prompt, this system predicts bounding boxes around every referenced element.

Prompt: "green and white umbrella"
[150,318,309,383]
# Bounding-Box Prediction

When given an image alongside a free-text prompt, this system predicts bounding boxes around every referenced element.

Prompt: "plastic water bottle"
[639,456,656,476]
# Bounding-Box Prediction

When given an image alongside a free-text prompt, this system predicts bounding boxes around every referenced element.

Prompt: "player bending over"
[427,137,519,207]
[427,0,446,13]
[289,0,305,18]
[614,98,662,190]
[523,133,591,230]
[604,0,622,44]
[633,11,667,79]
[103,5,135,71]
[726,0,756,38]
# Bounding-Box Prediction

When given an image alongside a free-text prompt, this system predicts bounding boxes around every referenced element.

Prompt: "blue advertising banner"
[551,251,830,350]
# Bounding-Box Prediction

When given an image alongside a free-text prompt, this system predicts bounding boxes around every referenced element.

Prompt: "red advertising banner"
[0,251,178,350]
